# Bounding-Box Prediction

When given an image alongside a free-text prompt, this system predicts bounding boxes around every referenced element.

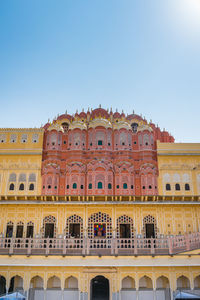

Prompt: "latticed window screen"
[41,215,57,238]
[32,134,39,143]
[10,134,17,143]
[51,133,57,144]
[9,173,16,182]
[82,132,86,145]
[21,134,28,143]
[74,132,81,146]
[96,131,105,145]
[27,221,34,238]
[65,215,83,238]
[142,215,158,238]
[107,130,112,145]
[0,134,6,143]
[143,134,149,145]
[119,132,126,145]
[114,132,119,145]
[95,174,105,189]
[88,212,112,238]
[29,173,36,182]
[47,177,52,185]
[19,173,26,182]
[116,215,135,238]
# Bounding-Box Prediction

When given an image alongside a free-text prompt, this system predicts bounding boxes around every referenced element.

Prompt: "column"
[153,287,156,300]
[43,288,46,300]
[135,276,139,300]
[43,276,47,300]
[61,276,65,300]
[153,275,156,300]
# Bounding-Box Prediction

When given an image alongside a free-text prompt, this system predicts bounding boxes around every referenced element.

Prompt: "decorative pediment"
[88,118,112,129]
[47,122,64,133]
[113,121,131,130]
[87,159,113,171]
[159,163,193,170]
[114,161,134,173]
[66,161,86,173]
[69,120,87,130]
[137,124,153,132]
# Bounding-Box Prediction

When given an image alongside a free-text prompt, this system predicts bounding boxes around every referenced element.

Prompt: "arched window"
[166,183,171,191]
[98,140,103,146]
[65,276,78,289]
[108,183,112,189]
[175,183,180,191]
[26,221,34,238]
[16,222,24,238]
[29,183,34,191]
[80,184,84,190]
[47,276,61,289]
[9,173,16,182]
[98,181,103,189]
[123,183,128,189]
[72,183,77,189]
[185,183,190,191]
[19,183,24,191]
[29,173,36,182]
[131,123,138,133]
[19,173,26,182]
[6,222,13,237]
[88,183,92,189]
[122,276,135,289]
[9,183,15,191]
[116,185,119,189]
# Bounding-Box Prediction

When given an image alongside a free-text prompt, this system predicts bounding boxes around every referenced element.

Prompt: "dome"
[57,114,72,122]
[127,114,143,122]
[91,108,110,119]
[113,112,121,119]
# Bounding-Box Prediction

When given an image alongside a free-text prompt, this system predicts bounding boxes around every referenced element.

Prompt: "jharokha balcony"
[0,232,200,256]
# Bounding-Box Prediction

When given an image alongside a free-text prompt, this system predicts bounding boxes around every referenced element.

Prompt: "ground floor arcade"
[0,254,200,300]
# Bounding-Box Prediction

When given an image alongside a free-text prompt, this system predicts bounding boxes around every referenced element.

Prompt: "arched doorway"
[91,276,109,300]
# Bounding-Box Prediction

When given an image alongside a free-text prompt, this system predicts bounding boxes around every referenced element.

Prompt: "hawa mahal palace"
[0,107,199,300]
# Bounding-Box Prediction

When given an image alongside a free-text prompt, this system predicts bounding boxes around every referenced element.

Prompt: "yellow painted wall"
[0,264,200,292]
[0,128,44,195]
[0,203,199,237]
[157,141,200,195]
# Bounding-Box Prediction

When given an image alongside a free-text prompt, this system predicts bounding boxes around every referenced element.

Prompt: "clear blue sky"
[0,0,200,142]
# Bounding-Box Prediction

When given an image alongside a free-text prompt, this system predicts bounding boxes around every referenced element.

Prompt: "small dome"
[57,114,72,122]
[113,112,121,119]
[127,114,143,121]
[91,108,110,119]
[79,112,87,119]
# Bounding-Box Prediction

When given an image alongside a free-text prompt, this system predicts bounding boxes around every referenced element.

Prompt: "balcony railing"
[0,232,199,256]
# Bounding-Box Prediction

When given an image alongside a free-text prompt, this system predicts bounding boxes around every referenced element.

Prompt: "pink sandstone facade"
[41,107,174,196]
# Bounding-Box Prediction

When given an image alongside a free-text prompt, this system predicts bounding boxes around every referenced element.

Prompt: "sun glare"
[166,0,200,39]
[181,0,200,19]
